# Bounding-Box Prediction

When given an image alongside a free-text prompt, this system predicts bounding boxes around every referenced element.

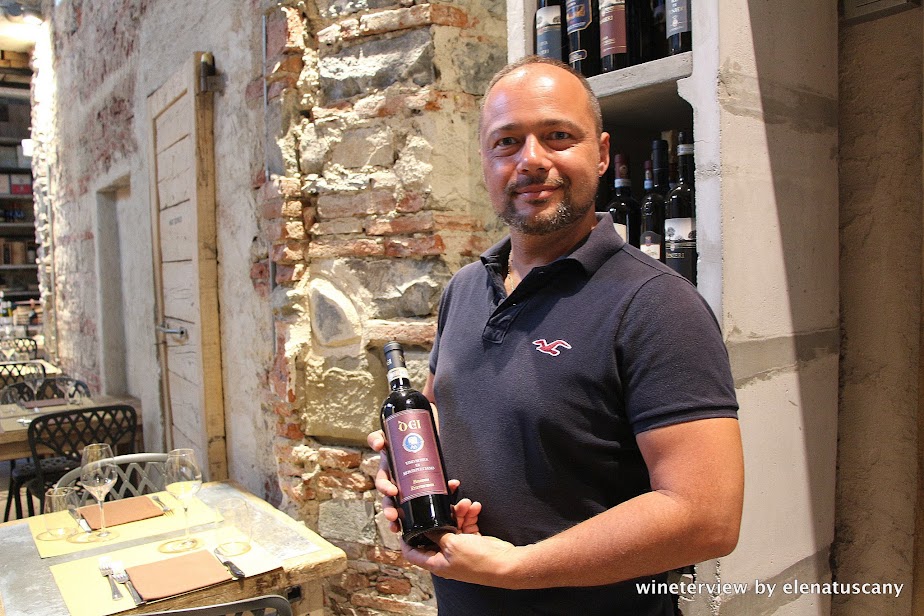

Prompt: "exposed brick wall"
[259,1,506,613]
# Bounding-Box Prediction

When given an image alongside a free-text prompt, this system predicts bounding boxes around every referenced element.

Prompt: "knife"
[69,508,92,533]
[212,548,245,579]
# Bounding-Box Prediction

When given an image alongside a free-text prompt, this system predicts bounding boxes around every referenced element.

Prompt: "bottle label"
[384,409,449,504]
[565,0,592,33]
[614,178,631,188]
[599,0,627,57]
[667,0,691,38]
[386,367,410,383]
[677,143,694,156]
[640,231,662,260]
[613,222,628,242]
[536,6,564,59]
[665,217,696,279]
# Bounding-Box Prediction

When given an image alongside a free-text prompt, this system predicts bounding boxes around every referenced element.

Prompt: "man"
[368,56,743,615]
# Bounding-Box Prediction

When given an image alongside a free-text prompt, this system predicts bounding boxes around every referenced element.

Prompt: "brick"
[376,577,412,596]
[261,194,284,220]
[277,422,305,441]
[334,571,371,593]
[271,241,305,264]
[384,235,445,258]
[267,77,296,101]
[364,319,436,347]
[274,263,307,284]
[366,212,434,236]
[317,469,374,493]
[318,447,363,469]
[265,6,305,57]
[312,218,364,236]
[351,591,436,616]
[267,52,304,77]
[367,546,408,567]
[307,237,384,259]
[432,212,483,232]
[246,77,265,102]
[360,5,469,37]
[397,193,427,213]
[317,191,395,219]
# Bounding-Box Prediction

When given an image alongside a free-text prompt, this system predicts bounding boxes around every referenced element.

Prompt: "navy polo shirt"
[429,214,738,615]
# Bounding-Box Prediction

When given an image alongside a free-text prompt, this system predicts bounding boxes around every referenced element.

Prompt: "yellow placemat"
[28,493,220,558]
[49,529,283,616]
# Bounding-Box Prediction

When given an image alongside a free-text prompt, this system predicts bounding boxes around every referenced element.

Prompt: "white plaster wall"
[41,1,275,495]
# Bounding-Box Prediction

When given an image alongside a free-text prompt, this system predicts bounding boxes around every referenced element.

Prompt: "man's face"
[479,64,609,236]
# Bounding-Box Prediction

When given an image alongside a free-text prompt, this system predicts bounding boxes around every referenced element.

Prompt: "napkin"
[77,495,164,529]
[125,550,233,601]
[23,398,66,409]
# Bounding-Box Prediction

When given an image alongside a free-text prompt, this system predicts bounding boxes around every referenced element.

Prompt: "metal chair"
[0,337,38,360]
[21,404,138,515]
[0,360,45,389]
[56,453,168,504]
[1,376,93,521]
[0,376,91,405]
[141,595,293,616]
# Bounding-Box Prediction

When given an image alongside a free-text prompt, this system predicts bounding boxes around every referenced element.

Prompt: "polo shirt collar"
[480,212,624,277]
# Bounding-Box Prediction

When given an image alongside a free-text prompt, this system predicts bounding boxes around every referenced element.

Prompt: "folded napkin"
[125,550,232,601]
[23,398,66,409]
[78,496,164,529]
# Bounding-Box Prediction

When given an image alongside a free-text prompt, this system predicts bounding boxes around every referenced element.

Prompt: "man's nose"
[516,134,550,173]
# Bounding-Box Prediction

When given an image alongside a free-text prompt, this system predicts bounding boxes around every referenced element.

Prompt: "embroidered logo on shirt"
[532,339,572,356]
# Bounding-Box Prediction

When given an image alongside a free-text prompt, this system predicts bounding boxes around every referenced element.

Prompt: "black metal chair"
[1,376,93,521]
[56,453,168,504]
[141,595,292,616]
[0,360,45,389]
[0,337,38,360]
[19,404,138,516]
[0,376,91,405]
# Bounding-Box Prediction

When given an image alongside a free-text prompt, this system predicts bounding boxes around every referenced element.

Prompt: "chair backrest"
[57,453,168,504]
[140,595,292,616]
[0,337,38,359]
[0,376,91,404]
[27,404,138,490]
[0,360,45,388]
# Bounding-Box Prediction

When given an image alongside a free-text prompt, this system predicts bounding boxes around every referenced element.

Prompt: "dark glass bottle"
[566,0,601,77]
[536,0,568,63]
[640,159,665,262]
[651,138,671,196]
[666,0,692,55]
[664,131,696,282]
[599,0,629,72]
[606,153,641,246]
[380,342,455,548]
[649,0,668,60]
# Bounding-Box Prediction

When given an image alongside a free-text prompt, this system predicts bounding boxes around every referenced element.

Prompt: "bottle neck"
[677,144,694,185]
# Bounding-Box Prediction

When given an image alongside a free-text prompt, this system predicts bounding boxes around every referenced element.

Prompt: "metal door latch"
[156,323,188,339]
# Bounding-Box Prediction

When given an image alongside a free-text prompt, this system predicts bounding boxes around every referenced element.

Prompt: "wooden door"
[147,53,226,481]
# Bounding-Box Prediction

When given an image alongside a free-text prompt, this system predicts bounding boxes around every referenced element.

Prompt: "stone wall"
[259,2,506,613]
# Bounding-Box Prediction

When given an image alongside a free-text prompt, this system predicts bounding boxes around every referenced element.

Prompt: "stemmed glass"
[80,443,117,541]
[161,448,203,553]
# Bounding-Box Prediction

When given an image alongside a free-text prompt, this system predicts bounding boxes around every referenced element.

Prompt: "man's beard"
[498,176,595,235]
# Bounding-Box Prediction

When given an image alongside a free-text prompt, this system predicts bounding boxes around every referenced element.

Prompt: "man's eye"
[549,131,571,140]
[496,137,518,148]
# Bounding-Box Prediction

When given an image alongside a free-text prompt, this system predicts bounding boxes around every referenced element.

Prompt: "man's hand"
[403,531,521,588]
[367,429,482,535]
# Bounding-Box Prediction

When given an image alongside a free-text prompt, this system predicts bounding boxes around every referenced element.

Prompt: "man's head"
[478,56,610,236]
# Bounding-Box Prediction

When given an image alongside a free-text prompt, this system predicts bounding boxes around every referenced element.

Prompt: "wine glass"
[79,443,117,541]
[161,448,203,553]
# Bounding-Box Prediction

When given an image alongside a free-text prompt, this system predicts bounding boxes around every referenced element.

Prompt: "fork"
[151,494,173,515]
[111,561,144,606]
[97,556,123,601]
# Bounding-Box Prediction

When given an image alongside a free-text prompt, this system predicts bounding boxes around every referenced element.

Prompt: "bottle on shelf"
[379,341,456,548]
[640,158,665,262]
[651,138,671,196]
[664,130,696,282]
[649,0,668,60]
[536,0,568,63]
[599,0,629,72]
[666,0,692,55]
[566,0,601,77]
[606,153,641,246]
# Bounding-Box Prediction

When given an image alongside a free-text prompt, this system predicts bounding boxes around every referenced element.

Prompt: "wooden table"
[0,395,142,462]
[0,482,347,616]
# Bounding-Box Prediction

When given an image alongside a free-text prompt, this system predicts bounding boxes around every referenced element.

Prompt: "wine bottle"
[380,341,455,548]
[566,0,601,77]
[649,0,668,60]
[536,0,568,63]
[599,0,628,72]
[651,138,670,196]
[666,0,692,55]
[664,131,696,282]
[639,159,664,262]
[606,153,641,246]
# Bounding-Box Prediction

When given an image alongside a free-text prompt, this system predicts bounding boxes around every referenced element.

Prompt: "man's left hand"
[402,531,521,588]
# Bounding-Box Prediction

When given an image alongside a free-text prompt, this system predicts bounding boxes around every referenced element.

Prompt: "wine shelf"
[590,52,693,131]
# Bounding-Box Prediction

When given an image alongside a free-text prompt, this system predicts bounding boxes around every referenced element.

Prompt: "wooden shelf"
[590,52,693,131]
[0,194,32,202]
[0,264,36,270]
[0,222,34,231]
